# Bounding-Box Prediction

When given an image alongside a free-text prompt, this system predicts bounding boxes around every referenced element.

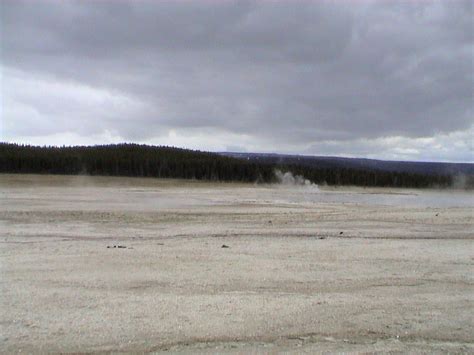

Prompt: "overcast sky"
[1,0,473,162]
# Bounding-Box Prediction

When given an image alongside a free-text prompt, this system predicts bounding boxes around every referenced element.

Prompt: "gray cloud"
[1,0,473,161]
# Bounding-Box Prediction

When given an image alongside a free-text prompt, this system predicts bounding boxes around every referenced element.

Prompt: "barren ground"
[1,174,473,353]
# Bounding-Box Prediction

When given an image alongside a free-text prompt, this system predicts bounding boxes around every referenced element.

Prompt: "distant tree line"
[0,143,470,188]
[278,164,458,189]
[0,143,274,182]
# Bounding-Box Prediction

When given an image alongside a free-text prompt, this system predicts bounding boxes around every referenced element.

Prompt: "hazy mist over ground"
[1,0,473,162]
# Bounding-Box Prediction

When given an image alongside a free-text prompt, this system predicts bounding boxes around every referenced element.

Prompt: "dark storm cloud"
[1,0,473,160]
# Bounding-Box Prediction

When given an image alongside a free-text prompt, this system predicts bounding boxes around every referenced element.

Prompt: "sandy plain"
[0,174,473,353]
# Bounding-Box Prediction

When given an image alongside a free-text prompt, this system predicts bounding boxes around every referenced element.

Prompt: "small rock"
[221,244,229,248]
[339,231,344,235]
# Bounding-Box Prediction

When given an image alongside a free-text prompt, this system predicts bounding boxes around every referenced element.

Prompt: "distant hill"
[221,152,474,177]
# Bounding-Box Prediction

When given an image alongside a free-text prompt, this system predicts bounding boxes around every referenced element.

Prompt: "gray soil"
[1,174,473,353]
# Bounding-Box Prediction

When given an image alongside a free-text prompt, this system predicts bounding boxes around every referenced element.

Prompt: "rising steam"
[451,174,474,190]
[274,169,319,189]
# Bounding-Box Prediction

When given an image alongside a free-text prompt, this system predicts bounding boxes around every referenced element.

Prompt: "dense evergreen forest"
[0,143,274,182]
[0,143,470,188]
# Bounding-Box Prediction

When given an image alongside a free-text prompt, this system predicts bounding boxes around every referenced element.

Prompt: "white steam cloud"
[274,170,318,189]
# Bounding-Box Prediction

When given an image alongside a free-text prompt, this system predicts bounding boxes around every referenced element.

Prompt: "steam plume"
[274,169,318,189]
